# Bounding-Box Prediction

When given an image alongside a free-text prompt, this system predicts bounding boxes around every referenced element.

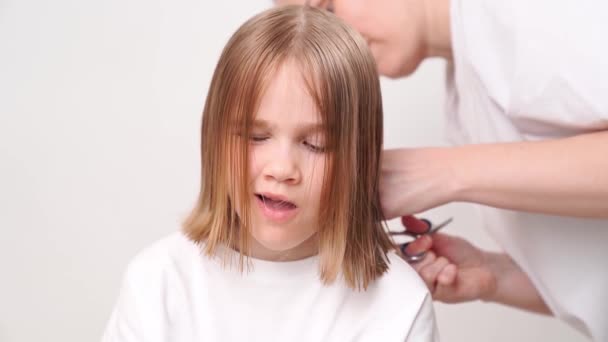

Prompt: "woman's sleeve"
[453,0,608,133]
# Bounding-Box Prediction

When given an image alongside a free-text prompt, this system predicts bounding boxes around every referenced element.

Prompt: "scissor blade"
[428,217,453,234]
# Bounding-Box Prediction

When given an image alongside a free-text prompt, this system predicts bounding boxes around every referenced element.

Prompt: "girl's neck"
[240,233,319,262]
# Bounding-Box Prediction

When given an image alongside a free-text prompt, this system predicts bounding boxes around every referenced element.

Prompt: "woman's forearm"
[483,252,551,315]
[451,131,608,218]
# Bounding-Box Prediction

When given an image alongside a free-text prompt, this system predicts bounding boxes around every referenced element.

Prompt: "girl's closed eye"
[303,136,326,153]
[250,133,269,143]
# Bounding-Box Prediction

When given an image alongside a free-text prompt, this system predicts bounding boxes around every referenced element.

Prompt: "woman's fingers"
[401,215,430,234]
[419,256,450,290]
[402,235,432,257]
[411,250,436,272]
[437,264,457,286]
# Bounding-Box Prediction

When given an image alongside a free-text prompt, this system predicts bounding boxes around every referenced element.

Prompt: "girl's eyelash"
[250,136,268,142]
[249,136,325,152]
[304,140,325,153]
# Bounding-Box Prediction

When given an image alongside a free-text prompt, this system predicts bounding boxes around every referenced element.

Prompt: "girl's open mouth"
[255,193,298,222]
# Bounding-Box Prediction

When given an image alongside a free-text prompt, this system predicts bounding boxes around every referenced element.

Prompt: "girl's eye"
[303,140,326,153]
[250,136,268,143]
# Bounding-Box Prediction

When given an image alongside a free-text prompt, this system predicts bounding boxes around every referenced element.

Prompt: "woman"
[275,0,608,341]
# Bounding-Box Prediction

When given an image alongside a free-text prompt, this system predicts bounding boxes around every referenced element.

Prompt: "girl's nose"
[264,149,301,185]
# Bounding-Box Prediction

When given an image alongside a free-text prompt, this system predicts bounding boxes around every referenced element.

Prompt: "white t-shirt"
[102,232,438,342]
[447,1,608,340]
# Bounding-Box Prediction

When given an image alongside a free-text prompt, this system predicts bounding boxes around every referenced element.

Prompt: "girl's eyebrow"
[252,119,325,133]
[300,123,325,133]
[251,119,272,130]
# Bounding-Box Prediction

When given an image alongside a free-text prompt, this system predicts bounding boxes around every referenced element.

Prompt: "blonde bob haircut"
[183,5,395,290]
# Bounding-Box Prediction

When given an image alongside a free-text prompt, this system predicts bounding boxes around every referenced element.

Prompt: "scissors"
[389,217,453,263]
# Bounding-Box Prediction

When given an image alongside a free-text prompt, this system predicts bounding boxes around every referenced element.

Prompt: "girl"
[102,5,437,342]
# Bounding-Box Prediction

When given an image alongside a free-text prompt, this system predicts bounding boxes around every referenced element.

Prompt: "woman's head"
[184,5,394,289]
[275,0,429,78]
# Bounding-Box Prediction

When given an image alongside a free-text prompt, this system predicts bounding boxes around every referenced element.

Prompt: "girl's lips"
[256,192,297,207]
[255,194,298,223]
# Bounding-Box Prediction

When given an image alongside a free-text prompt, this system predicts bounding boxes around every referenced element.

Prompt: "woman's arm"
[381,130,608,219]
[452,130,608,218]
[408,232,551,314]
[480,252,551,314]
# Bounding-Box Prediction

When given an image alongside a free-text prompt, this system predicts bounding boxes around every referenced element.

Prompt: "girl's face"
[244,61,327,261]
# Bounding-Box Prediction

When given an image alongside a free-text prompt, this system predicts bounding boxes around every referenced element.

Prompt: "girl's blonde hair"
[183,5,394,290]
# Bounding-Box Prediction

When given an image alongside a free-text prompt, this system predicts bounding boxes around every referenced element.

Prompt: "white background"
[0,0,588,341]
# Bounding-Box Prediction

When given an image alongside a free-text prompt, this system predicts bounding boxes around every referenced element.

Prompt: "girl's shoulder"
[349,252,435,340]
[103,232,207,340]
[121,232,203,286]
[379,252,429,294]
[364,251,430,312]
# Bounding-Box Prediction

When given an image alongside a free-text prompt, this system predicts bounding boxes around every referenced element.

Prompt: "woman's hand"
[380,148,461,219]
[405,232,497,303]
[402,216,551,314]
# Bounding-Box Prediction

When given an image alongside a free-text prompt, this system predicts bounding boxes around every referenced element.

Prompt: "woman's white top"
[447,1,608,340]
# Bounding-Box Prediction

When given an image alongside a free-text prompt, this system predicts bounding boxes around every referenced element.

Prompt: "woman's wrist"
[441,145,473,203]
[478,251,502,303]
[480,252,551,314]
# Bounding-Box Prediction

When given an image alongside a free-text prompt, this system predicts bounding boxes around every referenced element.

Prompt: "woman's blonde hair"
[183,5,395,290]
